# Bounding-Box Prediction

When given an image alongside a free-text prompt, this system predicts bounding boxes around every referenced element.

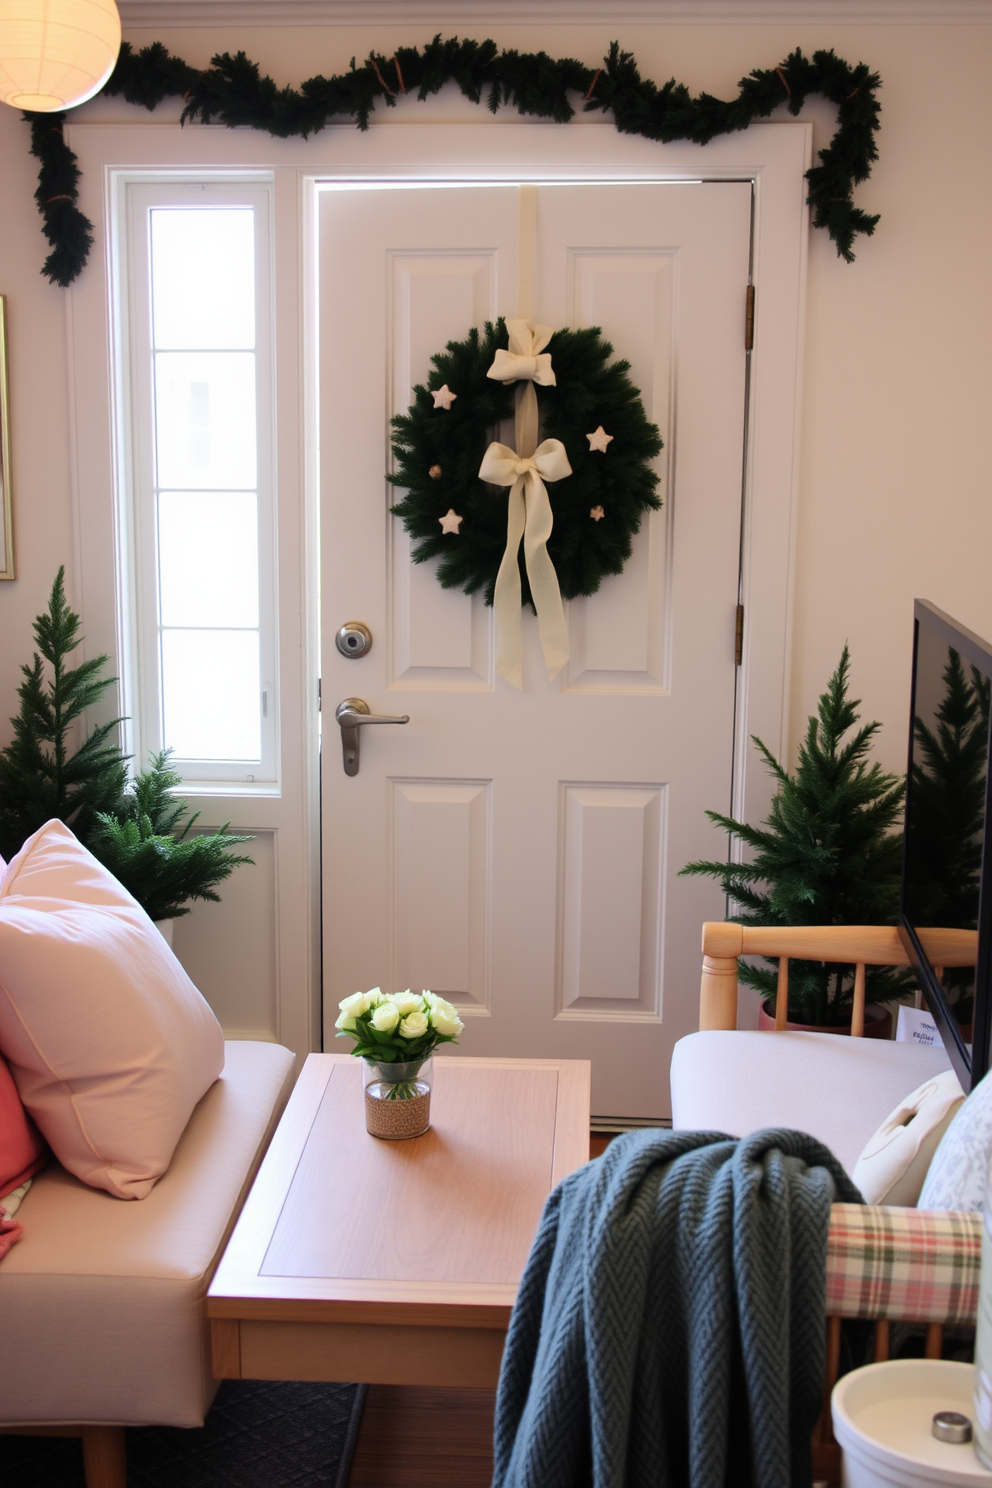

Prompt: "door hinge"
[744,284,755,352]
[317,677,322,712]
[735,605,744,666]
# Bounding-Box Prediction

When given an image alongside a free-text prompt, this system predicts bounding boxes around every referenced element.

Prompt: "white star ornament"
[586,426,613,453]
[432,385,457,410]
[439,509,464,535]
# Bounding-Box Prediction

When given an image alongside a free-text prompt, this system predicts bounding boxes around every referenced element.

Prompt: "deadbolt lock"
[335,621,372,659]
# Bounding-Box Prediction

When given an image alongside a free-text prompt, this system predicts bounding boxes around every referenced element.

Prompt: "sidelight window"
[119,181,276,786]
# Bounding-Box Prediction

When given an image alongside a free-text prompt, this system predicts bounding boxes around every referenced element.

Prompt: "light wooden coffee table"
[207,1053,590,1390]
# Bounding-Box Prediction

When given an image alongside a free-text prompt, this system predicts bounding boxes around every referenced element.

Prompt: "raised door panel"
[563,249,675,693]
[556,784,665,1021]
[388,252,495,689]
[390,779,491,1010]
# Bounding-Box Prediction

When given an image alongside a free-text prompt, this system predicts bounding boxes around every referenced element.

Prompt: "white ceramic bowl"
[832,1359,992,1488]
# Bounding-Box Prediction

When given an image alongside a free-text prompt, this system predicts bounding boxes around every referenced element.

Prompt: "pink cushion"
[0,820,225,1199]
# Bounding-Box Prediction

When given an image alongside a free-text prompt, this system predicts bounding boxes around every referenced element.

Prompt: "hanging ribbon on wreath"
[388,185,665,687]
[481,317,572,688]
[478,187,571,687]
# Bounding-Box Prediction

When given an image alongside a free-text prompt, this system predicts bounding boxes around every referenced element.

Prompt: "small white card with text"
[896,1004,944,1049]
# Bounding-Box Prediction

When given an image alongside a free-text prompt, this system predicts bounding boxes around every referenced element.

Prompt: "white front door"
[319,180,750,1121]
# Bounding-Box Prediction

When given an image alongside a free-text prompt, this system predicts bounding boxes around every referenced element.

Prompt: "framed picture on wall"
[0,295,12,580]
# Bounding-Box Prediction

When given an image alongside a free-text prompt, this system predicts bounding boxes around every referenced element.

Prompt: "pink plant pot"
[758,1001,893,1039]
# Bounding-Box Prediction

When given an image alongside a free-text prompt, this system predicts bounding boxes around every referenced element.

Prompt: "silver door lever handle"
[335,697,409,777]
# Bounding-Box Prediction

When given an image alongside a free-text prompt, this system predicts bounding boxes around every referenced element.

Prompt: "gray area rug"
[4,1380,366,1488]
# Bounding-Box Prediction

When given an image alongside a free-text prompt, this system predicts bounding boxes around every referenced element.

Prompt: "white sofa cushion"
[0,1039,294,1428]
[670,1030,952,1177]
[852,1070,964,1206]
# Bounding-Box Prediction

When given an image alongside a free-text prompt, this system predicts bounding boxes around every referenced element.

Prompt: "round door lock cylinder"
[335,621,372,659]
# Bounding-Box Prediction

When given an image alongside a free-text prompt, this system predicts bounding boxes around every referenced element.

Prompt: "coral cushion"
[0,820,225,1199]
[0,1053,47,1199]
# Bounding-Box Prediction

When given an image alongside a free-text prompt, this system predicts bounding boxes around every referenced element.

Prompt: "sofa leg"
[82,1425,127,1488]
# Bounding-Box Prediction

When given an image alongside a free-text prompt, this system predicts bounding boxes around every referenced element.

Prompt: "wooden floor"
[348,1386,497,1487]
[347,1132,615,1485]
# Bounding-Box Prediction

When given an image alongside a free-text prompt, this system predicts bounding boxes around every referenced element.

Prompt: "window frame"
[117,176,279,788]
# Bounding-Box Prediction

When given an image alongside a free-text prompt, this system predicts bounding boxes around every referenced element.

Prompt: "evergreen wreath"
[388,319,663,608]
[24,37,881,287]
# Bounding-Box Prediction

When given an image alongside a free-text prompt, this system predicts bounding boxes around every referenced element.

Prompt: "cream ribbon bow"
[486,319,556,461]
[487,320,556,388]
[478,438,572,689]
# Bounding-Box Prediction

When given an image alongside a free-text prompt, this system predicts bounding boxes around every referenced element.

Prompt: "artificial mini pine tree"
[91,750,254,923]
[681,647,907,1026]
[0,567,127,860]
[0,570,254,921]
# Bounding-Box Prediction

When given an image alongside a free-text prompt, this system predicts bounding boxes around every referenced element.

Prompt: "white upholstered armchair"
[671,922,982,1483]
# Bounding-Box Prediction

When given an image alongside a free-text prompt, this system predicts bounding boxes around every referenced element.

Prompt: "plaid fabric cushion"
[826,1203,981,1325]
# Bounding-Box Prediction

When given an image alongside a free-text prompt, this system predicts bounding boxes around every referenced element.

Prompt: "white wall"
[0,17,989,846]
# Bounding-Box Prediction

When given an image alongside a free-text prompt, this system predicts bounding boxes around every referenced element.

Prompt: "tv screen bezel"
[900,599,992,1093]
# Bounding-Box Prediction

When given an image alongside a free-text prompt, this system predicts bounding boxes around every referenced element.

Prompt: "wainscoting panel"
[173,826,278,1041]
[556,783,666,1022]
[390,779,491,1010]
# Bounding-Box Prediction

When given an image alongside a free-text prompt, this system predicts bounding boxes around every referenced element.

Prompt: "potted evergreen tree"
[680,647,909,1030]
[0,569,128,860]
[0,568,253,923]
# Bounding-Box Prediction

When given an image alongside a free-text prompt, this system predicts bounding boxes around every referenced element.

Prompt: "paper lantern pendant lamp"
[0,0,122,112]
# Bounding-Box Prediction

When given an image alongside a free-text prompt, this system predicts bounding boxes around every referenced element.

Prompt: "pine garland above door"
[23,36,882,287]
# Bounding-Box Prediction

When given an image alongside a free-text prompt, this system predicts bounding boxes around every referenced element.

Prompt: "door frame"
[65,113,810,1054]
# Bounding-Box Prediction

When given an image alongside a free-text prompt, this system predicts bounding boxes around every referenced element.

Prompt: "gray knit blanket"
[492,1128,862,1488]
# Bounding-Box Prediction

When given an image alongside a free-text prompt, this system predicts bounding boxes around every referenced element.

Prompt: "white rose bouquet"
[335,988,464,1098]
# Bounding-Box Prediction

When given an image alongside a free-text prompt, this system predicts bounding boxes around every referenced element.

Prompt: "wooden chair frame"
[700,921,976,1036]
[697,922,979,1484]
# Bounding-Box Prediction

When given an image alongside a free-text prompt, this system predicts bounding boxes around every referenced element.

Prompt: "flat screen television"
[901,599,992,1092]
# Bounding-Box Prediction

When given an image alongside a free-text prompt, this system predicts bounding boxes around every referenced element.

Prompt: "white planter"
[832,1360,992,1488]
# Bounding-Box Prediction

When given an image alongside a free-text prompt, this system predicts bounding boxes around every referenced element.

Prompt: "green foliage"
[389,320,663,608]
[91,751,254,923]
[680,647,907,1026]
[27,113,93,288]
[0,567,127,860]
[0,572,254,921]
[30,39,881,286]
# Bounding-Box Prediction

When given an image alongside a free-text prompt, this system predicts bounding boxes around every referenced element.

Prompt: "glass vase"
[362,1056,432,1140]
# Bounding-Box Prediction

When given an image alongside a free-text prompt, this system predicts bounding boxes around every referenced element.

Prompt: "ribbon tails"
[480,319,572,689]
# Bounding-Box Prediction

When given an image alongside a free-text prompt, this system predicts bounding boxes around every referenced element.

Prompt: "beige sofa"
[0,1039,295,1488]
